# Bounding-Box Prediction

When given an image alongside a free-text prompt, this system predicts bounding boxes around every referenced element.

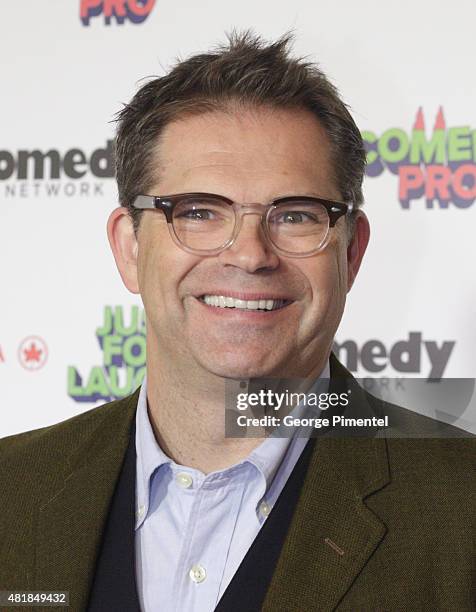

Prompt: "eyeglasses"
[131,192,352,258]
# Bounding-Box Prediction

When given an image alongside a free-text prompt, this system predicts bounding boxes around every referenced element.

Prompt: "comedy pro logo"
[363,108,476,209]
[80,0,155,26]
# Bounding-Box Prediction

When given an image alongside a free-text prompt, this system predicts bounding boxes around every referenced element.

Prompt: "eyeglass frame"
[131,192,353,258]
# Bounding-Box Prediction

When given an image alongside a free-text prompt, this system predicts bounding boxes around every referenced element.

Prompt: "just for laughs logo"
[363,108,476,208]
[68,306,146,402]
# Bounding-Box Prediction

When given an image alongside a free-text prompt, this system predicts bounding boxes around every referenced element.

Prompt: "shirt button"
[137,504,145,519]
[259,500,271,518]
[189,564,207,583]
[176,472,193,488]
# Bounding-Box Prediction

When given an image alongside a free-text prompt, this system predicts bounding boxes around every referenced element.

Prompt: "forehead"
[151,106,340,200]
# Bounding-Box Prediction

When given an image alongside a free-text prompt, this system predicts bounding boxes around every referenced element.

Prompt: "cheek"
[139,252,175,306]
[301,246,348,314]
[138,238,202,313]
[137,230,174,308]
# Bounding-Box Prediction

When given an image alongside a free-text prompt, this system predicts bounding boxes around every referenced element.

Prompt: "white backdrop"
[1,0,475,436]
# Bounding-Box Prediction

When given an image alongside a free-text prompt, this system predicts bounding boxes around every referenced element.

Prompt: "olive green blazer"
[1,358,475,611]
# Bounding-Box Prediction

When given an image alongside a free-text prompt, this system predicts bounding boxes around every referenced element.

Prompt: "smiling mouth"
[198,295,293,311]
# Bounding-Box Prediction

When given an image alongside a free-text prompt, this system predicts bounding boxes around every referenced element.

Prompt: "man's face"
[110,106,369,380]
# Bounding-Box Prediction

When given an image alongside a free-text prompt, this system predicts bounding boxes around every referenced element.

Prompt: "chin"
[195,351,286,380]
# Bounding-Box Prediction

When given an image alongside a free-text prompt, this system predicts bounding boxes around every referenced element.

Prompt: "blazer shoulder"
[373,435,476,534]
[0,389,140,468]
[366,392,475,439]
[385,434,476,475]
[374,396,476,507]
[329,352,475,439]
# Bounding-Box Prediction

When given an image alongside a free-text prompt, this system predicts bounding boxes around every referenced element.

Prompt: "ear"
[346,210,370,292]
[107,207,140,294]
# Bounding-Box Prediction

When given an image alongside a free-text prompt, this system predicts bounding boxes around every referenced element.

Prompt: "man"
[1,32,474,612]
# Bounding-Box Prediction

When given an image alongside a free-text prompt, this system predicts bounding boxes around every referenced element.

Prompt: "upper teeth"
[202,295,283,310]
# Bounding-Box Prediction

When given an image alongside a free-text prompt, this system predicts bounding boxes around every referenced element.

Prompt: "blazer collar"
[262,354,391,611]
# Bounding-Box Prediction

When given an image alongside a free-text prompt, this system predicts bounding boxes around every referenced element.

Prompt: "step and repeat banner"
[1,0,475,436]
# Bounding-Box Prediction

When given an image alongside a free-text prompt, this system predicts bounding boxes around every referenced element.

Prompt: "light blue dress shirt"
[134,364,329,612]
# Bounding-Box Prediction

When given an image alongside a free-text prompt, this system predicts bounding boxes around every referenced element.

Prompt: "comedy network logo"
[333,333,455,380]
[68,306,146,402]
[363,108,476,209]
[80,0,155,26]
[0,140,114,198]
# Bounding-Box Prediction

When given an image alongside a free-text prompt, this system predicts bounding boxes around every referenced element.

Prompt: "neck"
[145,337,329,474]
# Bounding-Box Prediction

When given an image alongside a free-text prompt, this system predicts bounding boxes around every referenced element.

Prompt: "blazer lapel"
[262,358,391,611]
[34,389,139,611]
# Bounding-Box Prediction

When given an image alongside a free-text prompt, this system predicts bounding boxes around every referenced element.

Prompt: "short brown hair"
[114,31,366,233]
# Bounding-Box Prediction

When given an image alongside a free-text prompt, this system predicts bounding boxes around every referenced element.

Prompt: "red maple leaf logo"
[18,336,48,370]
[24,342,42,362]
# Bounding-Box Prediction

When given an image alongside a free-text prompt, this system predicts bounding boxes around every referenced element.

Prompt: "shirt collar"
[244,360,330,492]
[135,377,170,528]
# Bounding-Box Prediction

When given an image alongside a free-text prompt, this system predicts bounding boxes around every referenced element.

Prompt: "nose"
[217,211,280,273]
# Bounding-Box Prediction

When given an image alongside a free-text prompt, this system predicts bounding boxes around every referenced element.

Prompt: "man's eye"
[277,211,319,224]
[180,208,215,220]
